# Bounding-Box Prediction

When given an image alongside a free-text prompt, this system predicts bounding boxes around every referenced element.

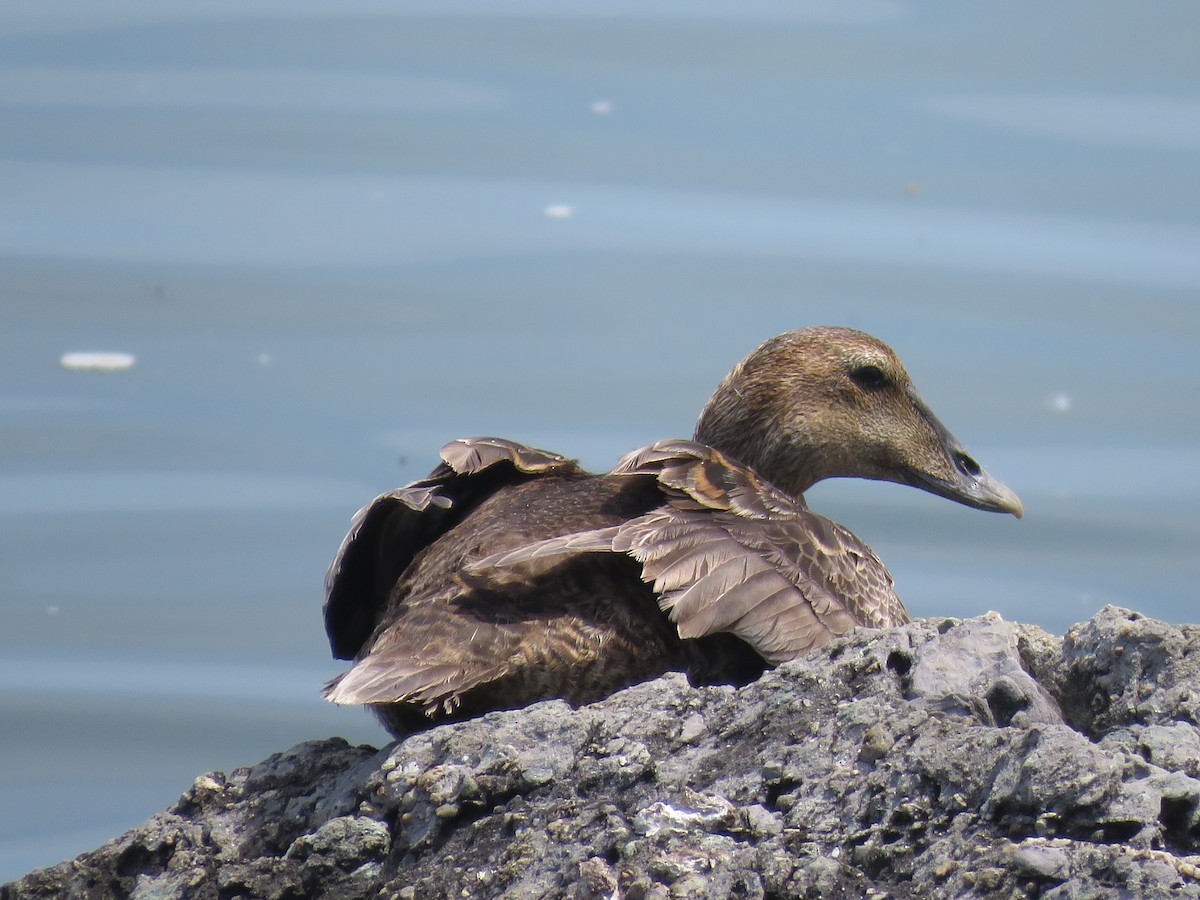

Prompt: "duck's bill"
[904,464,1023,518]
[900,389,1024,518]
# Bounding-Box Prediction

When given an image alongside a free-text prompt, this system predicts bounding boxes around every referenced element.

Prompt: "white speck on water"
[46,606,60,616]
[590,99,613,114]
[1046,391,1071,413]
[543,204,574,219]
[256,352,274,366]
[59,351,136,372]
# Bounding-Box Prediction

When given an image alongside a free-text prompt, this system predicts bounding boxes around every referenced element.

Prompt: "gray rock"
[6,606,1200,899]
[1139,722,1200,778]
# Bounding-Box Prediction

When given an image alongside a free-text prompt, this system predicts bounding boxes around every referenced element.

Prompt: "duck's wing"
[323,437,582,660]
[475,439,907,665]
[322,601,518,716]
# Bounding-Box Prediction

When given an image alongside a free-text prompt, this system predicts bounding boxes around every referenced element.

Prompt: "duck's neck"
[693,391,824,501]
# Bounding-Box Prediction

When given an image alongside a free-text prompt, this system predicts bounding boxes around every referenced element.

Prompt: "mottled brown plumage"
[323,327,1021,736]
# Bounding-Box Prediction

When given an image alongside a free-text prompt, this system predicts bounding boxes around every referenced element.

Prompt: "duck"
[323,326,1022,736]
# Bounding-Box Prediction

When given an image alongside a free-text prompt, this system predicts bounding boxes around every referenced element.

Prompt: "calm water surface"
[3,0,1199,880]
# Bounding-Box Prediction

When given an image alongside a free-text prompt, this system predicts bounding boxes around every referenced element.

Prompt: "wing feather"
[469,526,623,571]
[439,436,575,477]
[324,436,580,660]
[473,438,907,665]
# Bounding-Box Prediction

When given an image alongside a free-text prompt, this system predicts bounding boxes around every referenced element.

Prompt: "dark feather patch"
[323,437,582,660]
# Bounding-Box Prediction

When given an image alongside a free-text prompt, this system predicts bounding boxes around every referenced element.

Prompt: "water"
[3,0,1198,881]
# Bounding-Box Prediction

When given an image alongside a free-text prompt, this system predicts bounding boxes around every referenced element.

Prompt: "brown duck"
[323,326,1022,736]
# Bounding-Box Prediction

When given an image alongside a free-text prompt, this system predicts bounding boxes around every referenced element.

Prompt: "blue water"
[3,0,1199,881]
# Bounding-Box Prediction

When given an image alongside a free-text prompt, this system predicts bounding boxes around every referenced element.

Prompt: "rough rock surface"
[7,606,1200,899]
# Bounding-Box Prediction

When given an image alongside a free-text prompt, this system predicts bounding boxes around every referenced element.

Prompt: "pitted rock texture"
[6,606,1200,899]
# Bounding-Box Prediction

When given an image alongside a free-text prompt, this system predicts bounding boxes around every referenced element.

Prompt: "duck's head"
[694,326,1022,517]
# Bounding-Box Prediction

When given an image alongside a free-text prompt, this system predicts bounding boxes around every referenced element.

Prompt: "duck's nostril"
[955,452,981,478]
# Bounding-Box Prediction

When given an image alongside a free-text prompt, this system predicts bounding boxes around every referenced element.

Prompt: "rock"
[6,606,1200,899]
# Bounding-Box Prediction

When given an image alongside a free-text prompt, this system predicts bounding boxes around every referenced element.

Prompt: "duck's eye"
[851,364,889,390]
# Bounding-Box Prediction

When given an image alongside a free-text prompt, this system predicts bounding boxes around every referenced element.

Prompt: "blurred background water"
[2,0,1198,881]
